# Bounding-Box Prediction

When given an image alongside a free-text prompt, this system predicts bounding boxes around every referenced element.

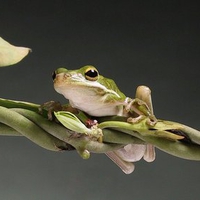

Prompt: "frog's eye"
[85,67,99,81]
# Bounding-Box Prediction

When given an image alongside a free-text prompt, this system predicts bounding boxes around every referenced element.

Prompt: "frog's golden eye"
[85,67,99,81]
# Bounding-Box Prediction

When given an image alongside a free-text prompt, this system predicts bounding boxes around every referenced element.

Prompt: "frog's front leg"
[128,85,156,163]
[125,85,157,126]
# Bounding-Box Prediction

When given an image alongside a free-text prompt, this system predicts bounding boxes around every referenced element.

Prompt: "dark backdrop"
[1,1,200,200]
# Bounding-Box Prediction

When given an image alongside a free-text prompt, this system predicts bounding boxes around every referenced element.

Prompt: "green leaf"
[54,111,103,140]
[0,37,31,67]
[54,111,91,134]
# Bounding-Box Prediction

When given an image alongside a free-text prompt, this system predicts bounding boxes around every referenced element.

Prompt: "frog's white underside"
[55,83,127,117]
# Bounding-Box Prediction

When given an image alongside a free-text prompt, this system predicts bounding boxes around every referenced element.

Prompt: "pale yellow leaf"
[0,37,31,67]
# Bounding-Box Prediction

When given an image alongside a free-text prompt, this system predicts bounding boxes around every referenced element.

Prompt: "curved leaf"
[0,37,31,67]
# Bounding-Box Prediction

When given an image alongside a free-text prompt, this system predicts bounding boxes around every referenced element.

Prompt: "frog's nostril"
[52,71,56,80]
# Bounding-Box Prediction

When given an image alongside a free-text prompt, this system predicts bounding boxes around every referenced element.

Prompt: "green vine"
[1,37,200,174]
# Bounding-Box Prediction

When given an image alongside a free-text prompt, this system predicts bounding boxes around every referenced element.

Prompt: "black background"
[1,1,200,199]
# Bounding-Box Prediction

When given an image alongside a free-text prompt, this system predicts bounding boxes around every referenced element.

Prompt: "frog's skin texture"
[53,65,155,174]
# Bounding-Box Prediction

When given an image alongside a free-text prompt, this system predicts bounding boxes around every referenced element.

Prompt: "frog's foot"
[143,144,156,162]
[127,115,157,127]
[125,98,148,115]
[39,101,63,120]
[125,98,157,127]
[39,101,79,120]
[146,114,157,127]
[127,115,146,124]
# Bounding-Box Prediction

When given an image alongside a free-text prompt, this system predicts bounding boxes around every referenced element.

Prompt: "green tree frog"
[52,65,156,174]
